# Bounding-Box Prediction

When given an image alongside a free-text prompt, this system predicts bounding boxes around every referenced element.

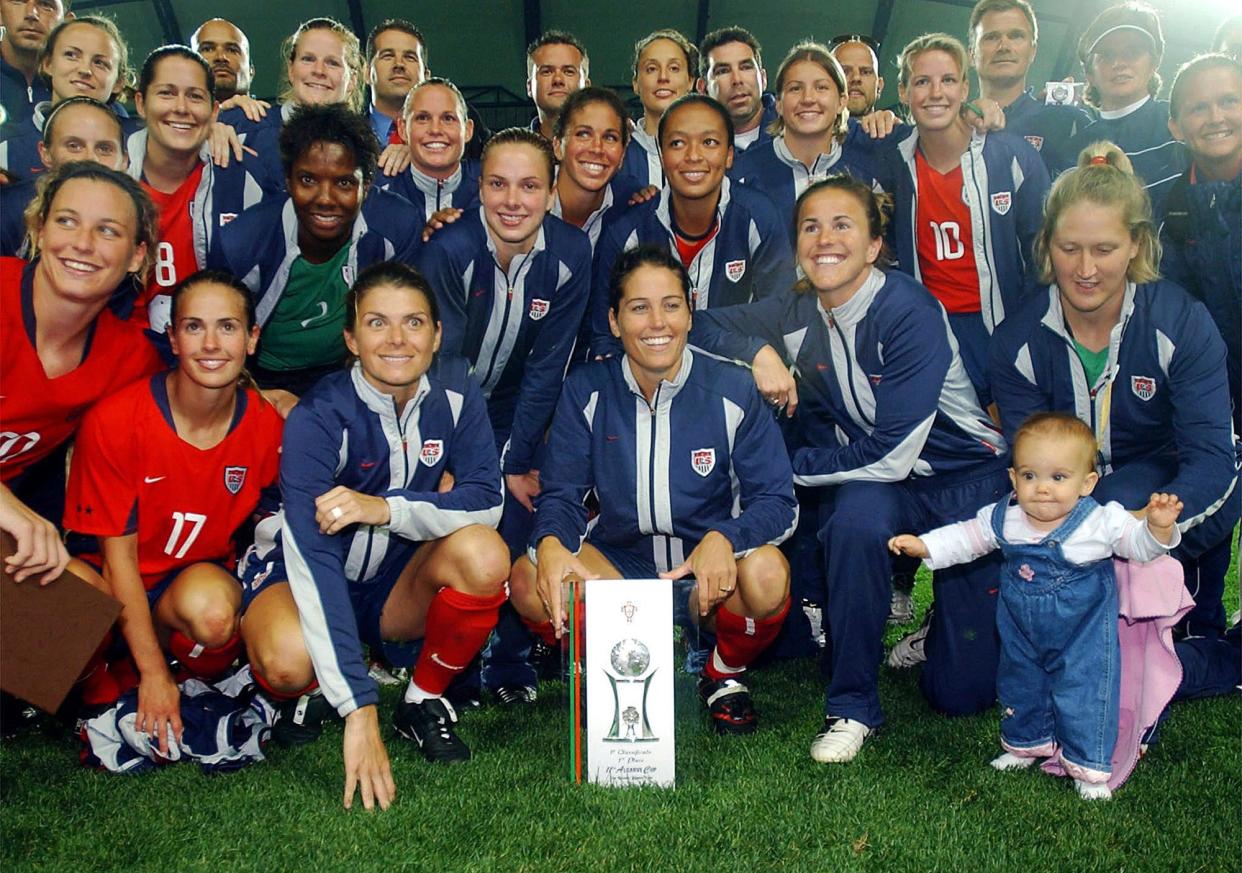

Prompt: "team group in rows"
[0,0,1238,811]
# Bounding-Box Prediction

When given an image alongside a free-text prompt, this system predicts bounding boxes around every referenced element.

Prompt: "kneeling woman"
[692,176,1010,762]
[511,246,797,735]
[241,262,508,810]
[64,271,285,756]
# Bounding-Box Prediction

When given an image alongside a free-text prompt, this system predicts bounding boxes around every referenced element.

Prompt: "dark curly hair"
[608,245,692,313]
[279,103,381,188]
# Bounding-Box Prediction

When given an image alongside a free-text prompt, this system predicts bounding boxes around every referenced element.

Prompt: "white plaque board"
[584,578,676,788]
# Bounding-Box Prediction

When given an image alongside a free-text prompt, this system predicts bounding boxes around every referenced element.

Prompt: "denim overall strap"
[1038,495,1101,560]
[989,493,1013,543]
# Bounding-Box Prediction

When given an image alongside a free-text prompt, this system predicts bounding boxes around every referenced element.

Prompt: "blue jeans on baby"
[992,495,1119,777]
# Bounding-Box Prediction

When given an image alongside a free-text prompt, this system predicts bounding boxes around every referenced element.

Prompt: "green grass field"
[3,564,1238,873]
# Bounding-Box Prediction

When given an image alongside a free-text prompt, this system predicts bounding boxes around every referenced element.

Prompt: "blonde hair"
[1034,141,1161,285]
[769,41,849,139]
[895,32,968,90]
[279,18,365,112]
[1013,412,1098,470]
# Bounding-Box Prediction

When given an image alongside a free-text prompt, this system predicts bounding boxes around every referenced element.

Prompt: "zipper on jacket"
[827,312,875,428]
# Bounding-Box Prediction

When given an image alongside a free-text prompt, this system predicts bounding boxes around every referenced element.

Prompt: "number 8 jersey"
[64,373,284,588]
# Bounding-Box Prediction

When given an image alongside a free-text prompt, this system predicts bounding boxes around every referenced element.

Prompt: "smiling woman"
[0,163,163,583]
[62,270,284,759]
[208,103,422,395]
[128,45,270,335]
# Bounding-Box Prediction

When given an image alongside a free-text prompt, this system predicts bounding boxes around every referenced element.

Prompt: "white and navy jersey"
[217,103,293,192]
[1001,89,1091,175]
[989,280,1238,534]
[877,128,1050,333]
[1160,169,1242,430]
[732,94,779,153]
[378,159,481,223]
[0,179,34,257]
[0,54,50,139]
[0,100,140,183]
[531,348,798,571]
[414,208,592,475]
[1065,97,1186,214]
[257,359,503,717]
[206,188,422,328]
[550,173,645,253]
[589,177,794,357]
[618,121,663,188]
[731,135,884,244]
[126,129,273,273]
[692,267,1007,485]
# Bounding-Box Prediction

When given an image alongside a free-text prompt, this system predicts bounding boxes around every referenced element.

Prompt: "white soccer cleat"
[810,716,872,763]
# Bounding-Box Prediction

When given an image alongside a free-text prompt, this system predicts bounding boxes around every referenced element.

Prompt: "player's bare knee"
[508,557,540,617]
[188,606,238,649]
[737,547,790,616]
[249,634,313,693]
[450,525,509,595]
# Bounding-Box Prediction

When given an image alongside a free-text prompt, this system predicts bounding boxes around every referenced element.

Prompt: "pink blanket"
[1042,555,1193,791]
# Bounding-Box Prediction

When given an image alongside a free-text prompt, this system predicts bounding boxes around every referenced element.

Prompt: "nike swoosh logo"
[300,301,329,328]
[430,652,466,671]
[360,461,377,469]
[144,476,166,483]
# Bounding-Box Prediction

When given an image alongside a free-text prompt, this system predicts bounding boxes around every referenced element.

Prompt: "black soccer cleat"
[493,684,537,707]
[392,696,471,763]
[697,675,758,735]
[271,690,336,747]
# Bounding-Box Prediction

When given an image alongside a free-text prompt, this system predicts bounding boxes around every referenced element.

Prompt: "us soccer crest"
[419,439,444,466]
[1024,135,1044,152]
[991,191,1012,215]
[1131,375,1157,401]
[529,298,550,320]
[724,259,746,283]
[691,448,716,477]
[224,466,247,494]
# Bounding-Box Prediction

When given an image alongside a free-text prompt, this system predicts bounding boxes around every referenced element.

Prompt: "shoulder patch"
[724,259,746,283]
[991,191,1012,215]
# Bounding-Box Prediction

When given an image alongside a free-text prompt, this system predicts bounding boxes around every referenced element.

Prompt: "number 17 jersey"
[65,374,284,588]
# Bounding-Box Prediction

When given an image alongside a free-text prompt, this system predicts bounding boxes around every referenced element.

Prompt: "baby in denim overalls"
[890,413,1182,800]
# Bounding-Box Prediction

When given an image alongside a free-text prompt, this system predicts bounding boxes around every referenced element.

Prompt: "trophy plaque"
[581,578,675,788]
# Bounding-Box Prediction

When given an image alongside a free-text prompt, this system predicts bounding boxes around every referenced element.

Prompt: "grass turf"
[2,562,1238,872]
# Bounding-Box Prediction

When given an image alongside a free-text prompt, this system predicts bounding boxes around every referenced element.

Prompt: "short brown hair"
[769,41,848,139]
[968,0,1039,47]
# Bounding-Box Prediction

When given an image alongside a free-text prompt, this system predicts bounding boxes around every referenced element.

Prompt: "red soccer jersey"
[914,151,981,314]
[0,258,164,482]
[64,374,283,587]
[141,162,205,333]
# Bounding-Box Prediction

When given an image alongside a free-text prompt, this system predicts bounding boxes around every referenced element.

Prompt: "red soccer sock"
[704,598,791,681]
[168,629,243,680]
[251,668,318,702]
[413,587,507,695]
[522,616,559,648]
[76,632,120,707]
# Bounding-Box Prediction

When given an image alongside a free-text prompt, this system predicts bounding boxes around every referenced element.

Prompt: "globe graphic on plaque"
[609,638,651,678]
